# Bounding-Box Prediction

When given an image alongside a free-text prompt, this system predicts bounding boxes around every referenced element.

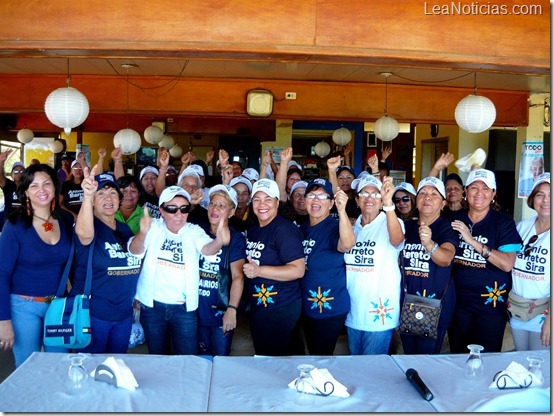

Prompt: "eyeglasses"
[163,204,191,214]
[72,167,83,171]
[393,196,411,203]
[306,193,331,200]
[358,191,381,199]
[523,235,538,257]
[12,170,24,174]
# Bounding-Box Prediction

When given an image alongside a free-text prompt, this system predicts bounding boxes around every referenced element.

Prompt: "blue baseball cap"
[95,173,120,192]
[305,178,334,199]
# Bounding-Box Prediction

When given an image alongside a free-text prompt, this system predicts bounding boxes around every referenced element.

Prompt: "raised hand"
[381,146,392,161]
[189,188,204,205]
[334,188,348,213]
[367,154,378,173]
[98,147,107,159]
[111,146,122,161]
[418,221,433,245]
[219,149,229,167]
[215,215,231,246]
[81,164,99,199]
[181,151,193,167]
[380,176,395,206]
[205,150,215,164]
[327,155,341,171]
[158,147,170,168]
[0,149,12,164]
[139,205,152,234]
[222,165,233,184]
[433,152,454,172]
[280,147,293,165]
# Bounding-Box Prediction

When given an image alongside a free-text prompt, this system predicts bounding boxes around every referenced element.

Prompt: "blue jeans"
[10,294,68,367]
[198,325,233,356]
[140,301,198,355]
[80,315,132,354]
[347,326,393,355]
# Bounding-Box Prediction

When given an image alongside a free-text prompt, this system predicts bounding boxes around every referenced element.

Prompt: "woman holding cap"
[300,178,355,355]
[129,185,230,355]
[344,175,405,355]
[509,172,550,350]
[448,168,522,353]
[0,164,74,366]
[392,182,418,222]
[71,166,143,354]
[400,177,457,354]
[243,178,306,356]
[197,184,246,356]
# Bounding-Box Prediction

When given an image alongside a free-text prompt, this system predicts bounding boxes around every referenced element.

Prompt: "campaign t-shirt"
[451,209,522,315]
[344,212,405,332]
[71,217,142,321]
[61,180,84,215]
[245,215,304,311]
[143,193,161,219]
[510,215,550,333]
[300,216,350,319]
[198,225,247,327]
[401,217,458,330]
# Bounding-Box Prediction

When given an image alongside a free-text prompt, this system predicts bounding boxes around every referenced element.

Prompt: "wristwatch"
[426,242,439,256]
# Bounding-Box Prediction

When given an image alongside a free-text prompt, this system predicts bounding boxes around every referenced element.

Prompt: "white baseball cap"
[287,161,303,171]
[230,176,253,193]
[465,168,496,190]
[353,175,382,193]
[350,171,371,191]
[177,167,202,188]
[209,184,238,209]
[140,166,159,180]
[290,180,308,196]
[531,172,550,193]
[394,182,417,197]
[159,185,191,205]
[241,168,259,182]
[251,178,280,200]
[417,177,446,199]
[188,164,205,177]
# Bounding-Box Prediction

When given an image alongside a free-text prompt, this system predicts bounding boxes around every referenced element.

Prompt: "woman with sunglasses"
[448,169,522,353]
[392,182,418,221]
[509,173,550,350]
[130,185,230,355]
[300,178,355,355]
[344,175,405,355]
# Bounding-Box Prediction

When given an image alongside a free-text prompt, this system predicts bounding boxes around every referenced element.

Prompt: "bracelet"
[426,242,439,256]
[483,245,492,260]
[227,305,238,311]
[382,204,395,212]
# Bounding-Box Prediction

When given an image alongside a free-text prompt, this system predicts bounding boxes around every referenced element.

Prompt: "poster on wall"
[517,141,544,198]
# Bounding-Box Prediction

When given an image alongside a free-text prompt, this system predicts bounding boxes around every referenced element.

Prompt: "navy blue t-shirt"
[197,224,247,327]
[71,217,141,321]
[450,209,522,315]
[245,215,304,311]
[401,217,458,329]
[300,216,350,319]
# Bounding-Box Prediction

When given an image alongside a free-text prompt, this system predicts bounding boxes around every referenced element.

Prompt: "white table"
[0,352,212,412]
[391,349,550,412]
[207,354,436,412]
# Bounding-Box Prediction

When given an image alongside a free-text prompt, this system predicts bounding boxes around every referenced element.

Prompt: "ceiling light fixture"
[314,141,331,158]
[374,72,399,142]
[332,127,351,146]
[113,65,142,155]
[454,72,496,133]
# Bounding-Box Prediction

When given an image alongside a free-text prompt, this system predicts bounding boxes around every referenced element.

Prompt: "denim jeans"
[80,315,132,354]
[10,294,69,367]
[140,301,198,355]
[347,326,393,355]
[198,325,233,356]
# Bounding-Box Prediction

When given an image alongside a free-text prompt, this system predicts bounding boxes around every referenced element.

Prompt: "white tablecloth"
[0,352,212,412]
[391,349,551,412]
[207,354,436,412]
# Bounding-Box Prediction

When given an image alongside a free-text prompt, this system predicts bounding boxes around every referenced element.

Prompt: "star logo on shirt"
[369,297,394,325]
[252,284,277,307]
[307,286,334,313]
[481,281,507,307]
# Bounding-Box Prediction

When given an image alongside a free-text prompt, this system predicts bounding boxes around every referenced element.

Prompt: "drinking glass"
[67,353,88,393]
[527,356,544,384]
[294,364,316,406]
[465,344,484,379]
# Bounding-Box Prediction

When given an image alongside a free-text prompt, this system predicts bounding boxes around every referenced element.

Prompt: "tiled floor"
[0,312,515,384]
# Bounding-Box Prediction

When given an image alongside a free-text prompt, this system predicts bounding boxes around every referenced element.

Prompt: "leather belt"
[16,294,55,303]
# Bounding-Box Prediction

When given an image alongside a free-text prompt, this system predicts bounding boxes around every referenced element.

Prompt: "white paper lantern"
[17,128,34,143]
[314,141,331,158]
[374,115,399,142]
[44,86,89,135]
[49,140,64,153]
[332,127,351,146]
[114,128,142,155]
[455,94,496,133]
[169,144,183,158]
[158,134,175,149]
[144,125,164,144]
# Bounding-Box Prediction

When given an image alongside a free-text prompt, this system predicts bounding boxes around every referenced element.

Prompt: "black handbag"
[215,239,232,311]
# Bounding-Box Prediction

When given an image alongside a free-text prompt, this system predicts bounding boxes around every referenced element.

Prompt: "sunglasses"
[12,170,24,174]
[163,204,191,214]
[393,196,411,203]
[523,235,538,257]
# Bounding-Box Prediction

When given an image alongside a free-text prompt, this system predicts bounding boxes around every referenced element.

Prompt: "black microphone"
[406,368,434,401]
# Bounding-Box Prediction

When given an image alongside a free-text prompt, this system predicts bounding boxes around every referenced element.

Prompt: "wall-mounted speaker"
[246,89,273,117]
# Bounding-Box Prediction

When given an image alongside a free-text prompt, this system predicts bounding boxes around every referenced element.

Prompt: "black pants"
[250,298,301,356]
[302,313,347,355]
[400,327,447,355]
[447,307,508,353]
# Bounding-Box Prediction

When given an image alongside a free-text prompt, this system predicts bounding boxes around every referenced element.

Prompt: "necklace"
[34,213,54,232]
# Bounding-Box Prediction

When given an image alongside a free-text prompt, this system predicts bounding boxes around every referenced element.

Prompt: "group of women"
[0,147,549,368]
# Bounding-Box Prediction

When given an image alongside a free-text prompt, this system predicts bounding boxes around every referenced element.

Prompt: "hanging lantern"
[144,125,164,144]
[114,128,142,155]
[374,115,399,142]
[17,128,34,143]
[455,94,496,133]
[44,86,89,135]
[158,134,175,149]
[332,127,351,146]
[169,144,183,158]
[314,141,331,158]
[49,140,64,154]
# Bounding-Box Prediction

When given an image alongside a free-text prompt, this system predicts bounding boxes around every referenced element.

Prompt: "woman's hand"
[419,221,433,246]
[111,146,122,162]
[81,164,99,199]
[215,215,231,246]
[541,313,550,347]
[158,147,170,168]
[334,188,348,214]
[451,220,473,243]
[139,205,152,234]
[222,309,237,333]
[0,320,14,351]
[219,149,229,168]
[380,176,395,206]
[280,147,293,165]
[327,155,341,171]
[243,255,260,279]
[367,154,378,173]
[221,165,233,184]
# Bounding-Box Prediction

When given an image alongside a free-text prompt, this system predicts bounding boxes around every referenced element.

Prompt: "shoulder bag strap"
[83,239,94,296]
[54,235,76,297]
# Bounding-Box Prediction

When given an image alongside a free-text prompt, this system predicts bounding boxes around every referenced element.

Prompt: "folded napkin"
[489,361,542,390]
[91,356,139,391]
[288,367,350,398]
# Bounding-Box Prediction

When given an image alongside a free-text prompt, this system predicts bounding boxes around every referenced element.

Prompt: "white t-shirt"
[344,212,405,332]
[510,216,550,333]
[133,219,213,311]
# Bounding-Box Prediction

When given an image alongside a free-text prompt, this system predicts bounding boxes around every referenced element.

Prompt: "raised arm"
[96,147,107,174]
[428,152,454,178]
[334,188,356,252]
[0,149,12,188]
[75,164,100,245]
[326,156,341,192]
[381,176,404,247]
[111,147,125,179]
[155,147,170,195]
[276,147,293,202]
